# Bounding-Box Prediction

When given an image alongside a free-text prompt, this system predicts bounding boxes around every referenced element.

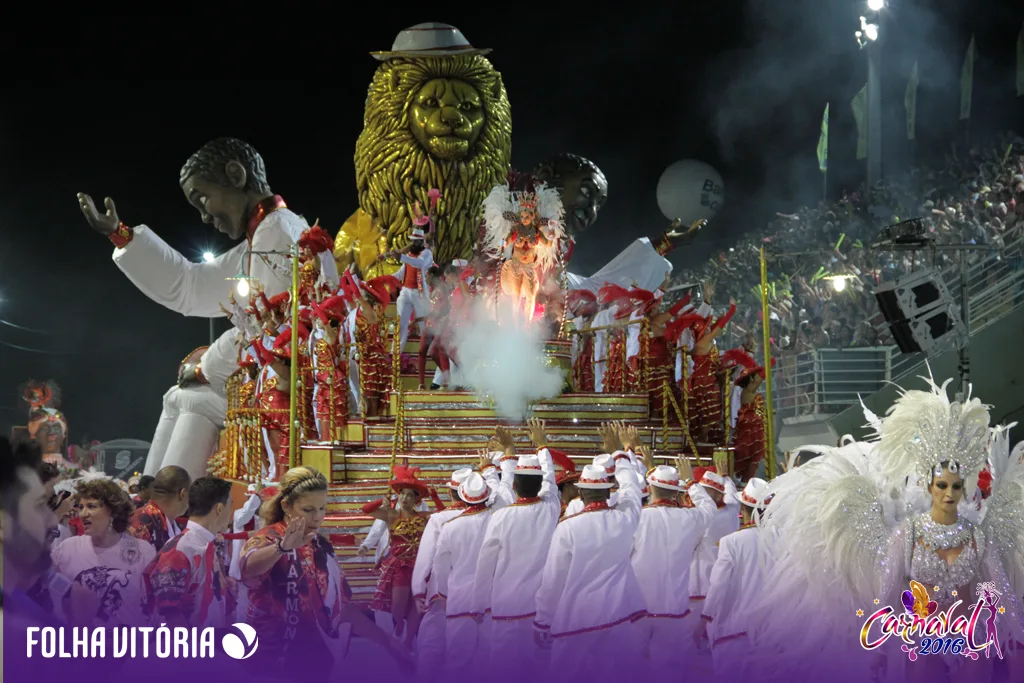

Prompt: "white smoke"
[449,299,565,420]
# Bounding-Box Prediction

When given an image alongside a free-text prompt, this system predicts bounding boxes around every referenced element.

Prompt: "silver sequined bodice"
[908,513,982,605]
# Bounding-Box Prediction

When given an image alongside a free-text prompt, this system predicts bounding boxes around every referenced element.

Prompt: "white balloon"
[656,159,725,224]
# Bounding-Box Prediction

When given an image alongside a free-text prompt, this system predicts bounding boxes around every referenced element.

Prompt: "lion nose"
[440,106,464,124]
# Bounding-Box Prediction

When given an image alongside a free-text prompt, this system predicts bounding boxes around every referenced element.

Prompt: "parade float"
[204,22,754,603]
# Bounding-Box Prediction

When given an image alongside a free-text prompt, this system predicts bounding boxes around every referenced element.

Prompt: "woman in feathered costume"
[749,368,1024,682]
[481,180,565,322]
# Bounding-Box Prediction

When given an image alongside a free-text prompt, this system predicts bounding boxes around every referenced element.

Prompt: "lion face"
[353,55,512,264]
[409,78,485,161]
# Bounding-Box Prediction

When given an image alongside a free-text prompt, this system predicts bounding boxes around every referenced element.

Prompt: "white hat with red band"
[699,469,727,493]
[740,477,769,508]
[646,465,684,492]
[515,454,544,476]
[448,467,473,490]
[576,464,615,489]
[458,472,489,504]
[410,228,427,240]
[592,453,615,475]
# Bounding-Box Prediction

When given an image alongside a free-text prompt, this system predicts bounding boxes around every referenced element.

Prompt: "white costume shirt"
[394,248,435,296]
[631,484,717,617]
[412,504,468,604]
[534,462,646,637]
[470,448,561,619]
[433,506,493,617]
[690,480,740,600]
[51,533,156,626]
[701,525,768,643]
[112,207,306,393]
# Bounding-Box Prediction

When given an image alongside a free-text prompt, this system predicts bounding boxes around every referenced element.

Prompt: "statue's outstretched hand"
[77,193,119,236]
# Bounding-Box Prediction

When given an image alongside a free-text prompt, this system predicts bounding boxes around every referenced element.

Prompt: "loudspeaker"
[874,268,965,355]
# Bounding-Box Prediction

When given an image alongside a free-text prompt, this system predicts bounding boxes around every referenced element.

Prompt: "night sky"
[2,2,1021,442]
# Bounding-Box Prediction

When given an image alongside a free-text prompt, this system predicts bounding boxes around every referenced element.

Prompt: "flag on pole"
[905,61,919,140]
[960,34,976,120]
[1017,23,1023,97]
[816,103,829,172]
[851,84,868,160]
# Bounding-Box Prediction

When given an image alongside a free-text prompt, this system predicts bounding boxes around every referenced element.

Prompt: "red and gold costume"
[679,304,737,444]
[419,283,453,389]
[723,349,772,481]
[567,290,598,392]
[296,224,336,306]
[239,521,352,669]
[362,466,441,617]
[253,324,310,479]
[310,296,350,442]
[350,275,399,416]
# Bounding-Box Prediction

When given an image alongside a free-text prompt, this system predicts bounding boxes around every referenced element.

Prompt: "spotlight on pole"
[202,251,215,263]
[236,279,250,297]
[867,0,884,11]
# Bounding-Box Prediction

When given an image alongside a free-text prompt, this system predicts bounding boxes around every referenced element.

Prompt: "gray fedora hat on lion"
[372,22,492,60]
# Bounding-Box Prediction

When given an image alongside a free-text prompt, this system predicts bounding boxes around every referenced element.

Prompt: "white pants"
[396,287,430,353]
[637,615,692,670]
[489,618,540,675]
[348,349,361,416]
[444,616,480,674]
[417,600,446,674]
[549,619,641,681]
[145,384,225,480]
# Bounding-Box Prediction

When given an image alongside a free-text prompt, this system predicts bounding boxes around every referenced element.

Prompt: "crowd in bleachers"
[674,131,1024,359]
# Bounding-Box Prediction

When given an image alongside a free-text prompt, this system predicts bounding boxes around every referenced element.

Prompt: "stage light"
[867,0,884,11]
[832,277,847,292]
[236,279,250,297]
[203,251,215,262]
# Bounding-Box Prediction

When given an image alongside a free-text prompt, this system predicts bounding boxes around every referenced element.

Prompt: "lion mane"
[355,55,512,263]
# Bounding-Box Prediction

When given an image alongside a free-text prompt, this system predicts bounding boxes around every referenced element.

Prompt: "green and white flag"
[816,103,829,172]
[905,61,919,140]
[851,84,868,160]
[960,35,976,120]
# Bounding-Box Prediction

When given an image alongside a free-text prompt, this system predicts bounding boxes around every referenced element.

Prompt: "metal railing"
[772,232,1024,418]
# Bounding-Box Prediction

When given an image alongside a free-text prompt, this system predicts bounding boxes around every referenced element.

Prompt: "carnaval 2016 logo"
[859,581,1005,662]
[25,623,258,660]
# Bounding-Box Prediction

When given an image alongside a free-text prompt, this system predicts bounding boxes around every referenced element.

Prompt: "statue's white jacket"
[112,208,306,392]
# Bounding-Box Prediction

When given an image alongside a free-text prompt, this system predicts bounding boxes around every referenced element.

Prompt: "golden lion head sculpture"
[354,54,512,264]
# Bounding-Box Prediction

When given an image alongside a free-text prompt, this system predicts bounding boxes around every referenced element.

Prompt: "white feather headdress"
[481,181,566,270]
[875,365,991,483]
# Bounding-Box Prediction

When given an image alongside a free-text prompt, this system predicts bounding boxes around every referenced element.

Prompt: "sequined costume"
[354,310,391,405]
[732,395,765,480]
[689,346,722,442]
[258,370,291,480]
[749,371,1024,679]
[604,330,628,393]
[573,333,595,392]
[370,515,428,614]
[311,337,347,441]
[645,336,677,419]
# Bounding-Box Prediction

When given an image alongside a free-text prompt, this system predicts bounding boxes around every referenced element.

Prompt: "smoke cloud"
[449,299,565,420]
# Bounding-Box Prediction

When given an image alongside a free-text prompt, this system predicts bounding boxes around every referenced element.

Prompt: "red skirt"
[369,554,414,614]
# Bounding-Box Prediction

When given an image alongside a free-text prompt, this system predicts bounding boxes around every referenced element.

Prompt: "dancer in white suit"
[696,478,772,678]
[389,227,434,353]
[471,419,561,675]
[78,138,305,480]
[410,467,472,674]
[534,423,646,681]
[631,455,717,670]
[687,465,739,648]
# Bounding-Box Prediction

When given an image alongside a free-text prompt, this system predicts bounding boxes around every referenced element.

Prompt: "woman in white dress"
[750,371,1024,682]
[51,478,155,626]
